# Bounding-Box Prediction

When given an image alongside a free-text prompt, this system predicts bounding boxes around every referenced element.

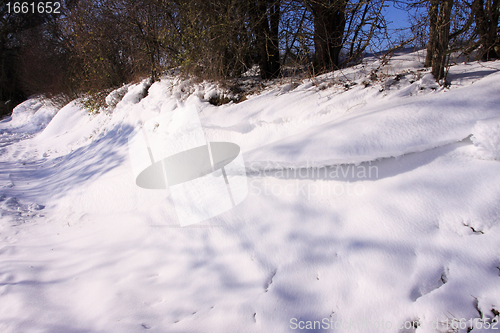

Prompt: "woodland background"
[0,0,499,117]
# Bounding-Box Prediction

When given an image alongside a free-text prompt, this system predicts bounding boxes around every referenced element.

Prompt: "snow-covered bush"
[471,117,500,160]
[105,84,131,108]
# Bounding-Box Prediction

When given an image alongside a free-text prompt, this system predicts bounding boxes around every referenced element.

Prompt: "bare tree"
[425,0,454,81]
[250,0,281,79]
[306,0,348,72]
[472,0,499,59]
[344,0,388,62]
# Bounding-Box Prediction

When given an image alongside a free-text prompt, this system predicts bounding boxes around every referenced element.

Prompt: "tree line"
[0,0,499,116]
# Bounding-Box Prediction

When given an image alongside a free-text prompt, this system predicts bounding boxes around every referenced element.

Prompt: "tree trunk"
[310,0,347,72]
[426,0,453,81]
[473,0,500,60]
[252,0,281,79]
[268,0,281,77]
[425,0,439,67]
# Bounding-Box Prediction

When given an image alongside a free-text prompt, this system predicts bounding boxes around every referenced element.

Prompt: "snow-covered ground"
[1,50,500,332]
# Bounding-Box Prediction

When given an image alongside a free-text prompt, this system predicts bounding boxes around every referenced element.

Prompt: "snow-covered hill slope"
[1,50,500,333]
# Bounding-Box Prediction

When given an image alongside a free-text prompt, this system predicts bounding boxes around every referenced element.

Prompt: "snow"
[244,69,500,167]
[471,117,500,160]
[1,50,500,332]
[8,98,59,135]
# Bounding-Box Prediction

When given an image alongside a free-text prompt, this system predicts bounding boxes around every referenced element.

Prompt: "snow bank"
[243,70,500,168]
[3,98,59,134]
[1,51,500,333]
[471,117,500,160]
